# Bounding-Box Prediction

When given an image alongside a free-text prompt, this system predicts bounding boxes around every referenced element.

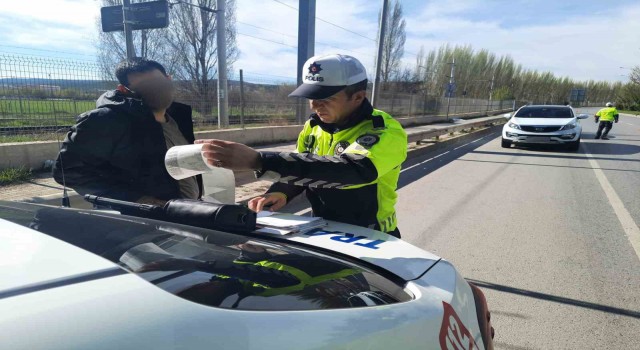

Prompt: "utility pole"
[295,0,316,124]
[445,56,455,122]
[122,0,136,59]
[239,69,245,128]
[371,0,389,108]
[216,0,228,128]
[487,73,495,114]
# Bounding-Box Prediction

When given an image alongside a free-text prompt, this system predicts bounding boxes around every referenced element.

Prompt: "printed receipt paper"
[165,144,231,180]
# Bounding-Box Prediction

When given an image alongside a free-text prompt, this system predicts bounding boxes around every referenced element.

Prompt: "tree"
[96,0,173,80]
[379,0,406,83]
[629,66,640,86]
[95,0,239,122]
[165,0,239,120]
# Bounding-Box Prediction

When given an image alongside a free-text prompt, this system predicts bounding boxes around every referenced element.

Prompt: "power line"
[0,45,97,58]
[271,0,376,42]
[237,32,297,49]
[237,27,373,58]
[268,1,417,58]
[237,21,297,39]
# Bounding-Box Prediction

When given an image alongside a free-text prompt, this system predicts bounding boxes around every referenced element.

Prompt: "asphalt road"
[396,108,640,349]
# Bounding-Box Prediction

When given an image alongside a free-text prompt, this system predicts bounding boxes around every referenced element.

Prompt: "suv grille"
[520,125,562,132]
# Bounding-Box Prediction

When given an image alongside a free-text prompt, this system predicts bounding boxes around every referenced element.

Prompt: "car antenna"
[55,127,70,207]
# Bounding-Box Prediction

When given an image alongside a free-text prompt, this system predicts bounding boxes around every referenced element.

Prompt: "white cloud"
[1,0,639,85]
[402,1,640,82]
[2,0,98,29]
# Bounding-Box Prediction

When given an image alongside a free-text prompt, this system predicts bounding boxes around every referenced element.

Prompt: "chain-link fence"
[1,53,515,142]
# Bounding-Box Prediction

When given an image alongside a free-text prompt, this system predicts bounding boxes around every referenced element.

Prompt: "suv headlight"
[508,122,521,130]
[560,122,576,130]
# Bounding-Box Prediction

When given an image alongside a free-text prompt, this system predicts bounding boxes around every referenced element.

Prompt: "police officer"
[197,54,407,238]
[594,102,619,140]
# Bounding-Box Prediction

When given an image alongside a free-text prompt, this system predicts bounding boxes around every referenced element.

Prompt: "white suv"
[502,105,589,151]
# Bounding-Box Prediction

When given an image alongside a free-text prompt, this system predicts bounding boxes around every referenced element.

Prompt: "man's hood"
[96,90,147,115]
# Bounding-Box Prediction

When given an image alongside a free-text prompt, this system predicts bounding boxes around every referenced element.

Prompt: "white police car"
[0,200,493,350]
[502,105,590,151]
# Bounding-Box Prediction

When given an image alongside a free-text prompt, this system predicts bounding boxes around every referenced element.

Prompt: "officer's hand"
[248,193,287,212]
[196,139,261,171]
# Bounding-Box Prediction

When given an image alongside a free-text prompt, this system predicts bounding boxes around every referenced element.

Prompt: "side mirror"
[577,114,589,120]
[503,113,512,119]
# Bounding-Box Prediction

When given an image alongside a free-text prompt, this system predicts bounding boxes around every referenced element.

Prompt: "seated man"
[53,58,202,205]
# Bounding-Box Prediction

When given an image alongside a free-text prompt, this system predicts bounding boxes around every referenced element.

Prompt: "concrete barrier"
[407,115,508,144]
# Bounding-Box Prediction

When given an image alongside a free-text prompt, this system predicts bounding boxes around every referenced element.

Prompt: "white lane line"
[401,155,438,172]
[583,144,640,262]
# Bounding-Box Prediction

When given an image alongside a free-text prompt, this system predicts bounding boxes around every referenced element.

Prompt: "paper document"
[256,212,326,235]
[165,144,233,182]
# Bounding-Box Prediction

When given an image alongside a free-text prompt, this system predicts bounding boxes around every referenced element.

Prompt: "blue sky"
[0,0,638,83]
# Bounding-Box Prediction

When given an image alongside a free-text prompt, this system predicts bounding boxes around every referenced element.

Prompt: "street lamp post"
[445,57,455,122]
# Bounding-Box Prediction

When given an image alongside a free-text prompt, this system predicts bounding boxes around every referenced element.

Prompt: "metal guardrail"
[408,113,509,144]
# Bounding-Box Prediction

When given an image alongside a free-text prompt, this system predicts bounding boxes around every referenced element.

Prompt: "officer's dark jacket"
[52,90,202,202]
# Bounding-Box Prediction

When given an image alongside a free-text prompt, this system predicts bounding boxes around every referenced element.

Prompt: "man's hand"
[195,139,261,171]
[248,193,287,212]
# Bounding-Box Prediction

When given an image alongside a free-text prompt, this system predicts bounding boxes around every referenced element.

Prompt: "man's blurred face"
[309,89,365,124]
[126,69,174,112]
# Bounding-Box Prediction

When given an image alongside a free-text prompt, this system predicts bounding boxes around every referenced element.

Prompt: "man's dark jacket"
[53,90,203,202]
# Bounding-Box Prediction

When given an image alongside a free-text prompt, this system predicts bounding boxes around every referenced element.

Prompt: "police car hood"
[0,219,124,294]
[270,219,441,281]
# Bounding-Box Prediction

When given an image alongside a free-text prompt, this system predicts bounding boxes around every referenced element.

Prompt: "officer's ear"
[351,90,366,103]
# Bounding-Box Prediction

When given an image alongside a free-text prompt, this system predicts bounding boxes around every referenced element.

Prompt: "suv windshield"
[515,107,574,118]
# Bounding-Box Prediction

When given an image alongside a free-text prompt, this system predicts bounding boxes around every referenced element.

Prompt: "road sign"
[445,83,456,97]
[569,88,586,102]
[101,0,169,32]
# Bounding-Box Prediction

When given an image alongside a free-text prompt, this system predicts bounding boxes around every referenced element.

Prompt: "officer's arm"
[614,111,619,122]
[257,126,407,188]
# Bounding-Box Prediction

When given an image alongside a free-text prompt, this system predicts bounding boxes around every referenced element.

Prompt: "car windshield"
[0,203,412,311]
[515,107,574,118]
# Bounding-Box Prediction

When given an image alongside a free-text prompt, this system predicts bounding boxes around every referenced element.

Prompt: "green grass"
[0,99,91,127]
[619,110,640,116]
[0,167,33,186]
[0,134,61,143]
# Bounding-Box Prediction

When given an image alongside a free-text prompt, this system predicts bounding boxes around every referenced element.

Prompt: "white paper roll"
[164,144,216,180]
[165,144,236,203]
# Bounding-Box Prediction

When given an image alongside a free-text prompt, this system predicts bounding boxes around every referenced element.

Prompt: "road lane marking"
[583,144,640,262]
[401,155,438,172]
